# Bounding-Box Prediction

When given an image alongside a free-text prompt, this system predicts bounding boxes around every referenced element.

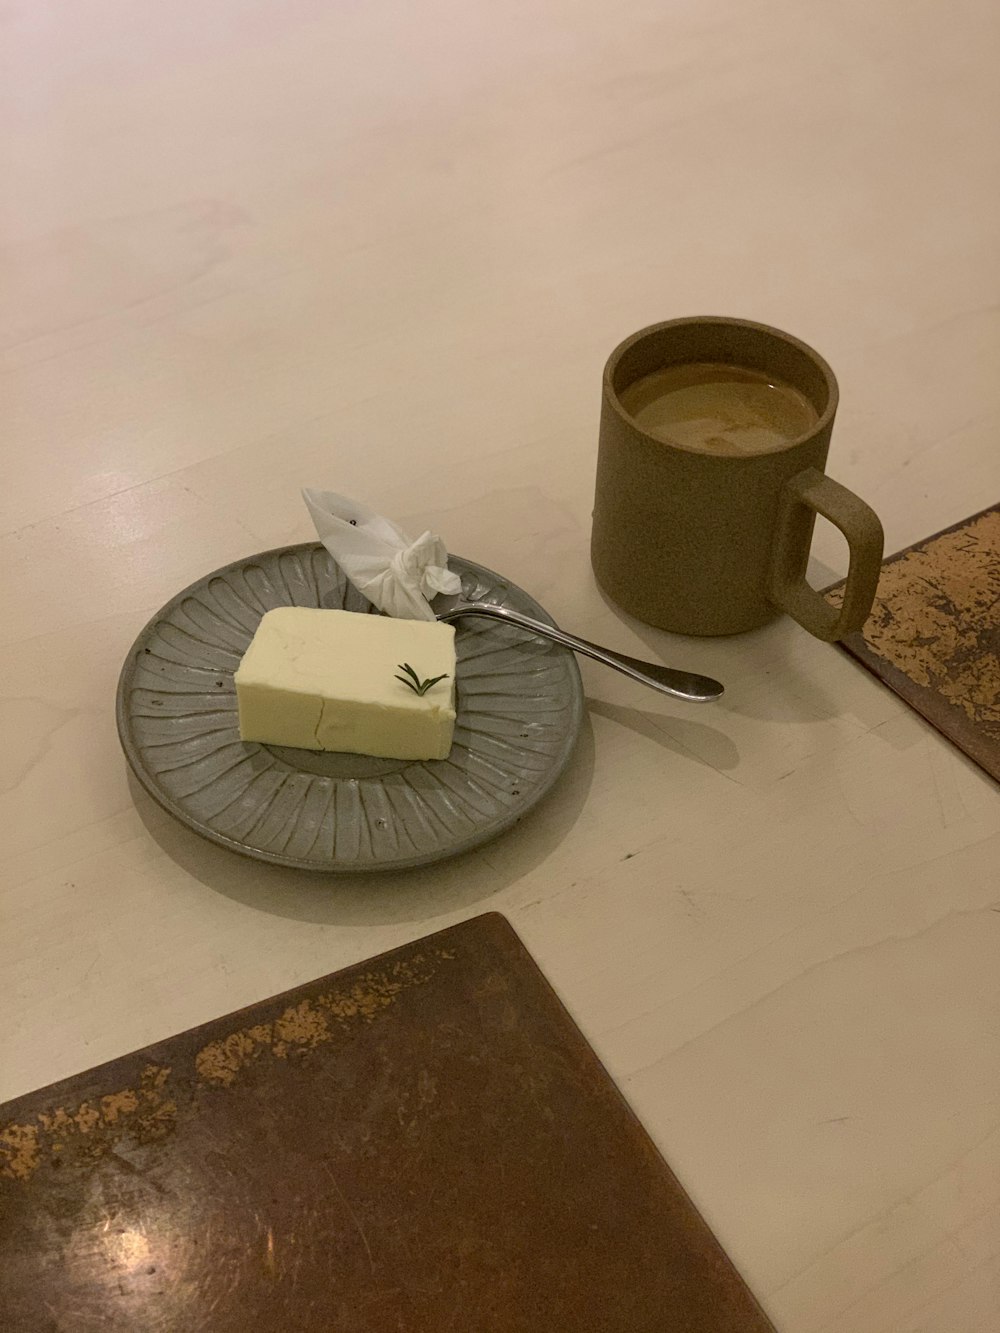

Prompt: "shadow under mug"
[591,316,884,641]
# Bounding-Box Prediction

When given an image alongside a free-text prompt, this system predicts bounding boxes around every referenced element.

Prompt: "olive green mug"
[590,316,884,640]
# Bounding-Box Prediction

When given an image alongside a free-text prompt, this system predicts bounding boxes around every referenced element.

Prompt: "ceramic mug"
[590,316,884,640]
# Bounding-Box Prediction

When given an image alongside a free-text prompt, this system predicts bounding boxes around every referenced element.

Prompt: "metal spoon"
[436,601,724,703]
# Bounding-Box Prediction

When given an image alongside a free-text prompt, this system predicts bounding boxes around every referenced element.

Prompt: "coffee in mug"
[618,361,819,456]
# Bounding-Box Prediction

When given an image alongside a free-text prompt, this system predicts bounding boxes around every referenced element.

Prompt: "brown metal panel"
[829,503,1000,782]
[1,913,775,1332]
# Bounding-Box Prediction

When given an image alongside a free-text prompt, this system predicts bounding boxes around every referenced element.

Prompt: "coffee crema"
[618,361,819,456]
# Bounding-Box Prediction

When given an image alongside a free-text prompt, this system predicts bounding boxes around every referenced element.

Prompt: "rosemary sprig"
[395,663,449,697]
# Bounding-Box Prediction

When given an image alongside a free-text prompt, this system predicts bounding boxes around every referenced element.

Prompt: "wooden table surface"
[2,2,998,1329]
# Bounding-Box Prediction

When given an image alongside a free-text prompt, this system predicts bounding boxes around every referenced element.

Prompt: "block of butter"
[234,607,456,760]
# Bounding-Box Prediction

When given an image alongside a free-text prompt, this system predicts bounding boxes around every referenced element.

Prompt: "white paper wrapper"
[303,488,462,620]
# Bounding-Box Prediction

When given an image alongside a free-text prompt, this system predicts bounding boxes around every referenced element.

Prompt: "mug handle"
[768,467,884,641]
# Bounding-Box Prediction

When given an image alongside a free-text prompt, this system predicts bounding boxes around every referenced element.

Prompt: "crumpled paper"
[303,488,461,620]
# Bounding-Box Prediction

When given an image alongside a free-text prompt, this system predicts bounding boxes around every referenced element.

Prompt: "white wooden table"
[3,2,998,1327]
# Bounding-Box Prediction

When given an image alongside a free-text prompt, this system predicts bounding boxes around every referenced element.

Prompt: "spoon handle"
[438,602,724,703]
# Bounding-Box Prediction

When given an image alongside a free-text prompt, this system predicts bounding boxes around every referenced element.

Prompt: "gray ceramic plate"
[117,544,583,872]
